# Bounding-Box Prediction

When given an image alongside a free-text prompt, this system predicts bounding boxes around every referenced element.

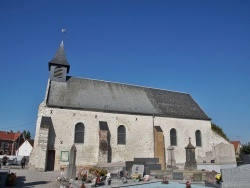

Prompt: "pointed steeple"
[48,41,70,82]
[49,41,70,73]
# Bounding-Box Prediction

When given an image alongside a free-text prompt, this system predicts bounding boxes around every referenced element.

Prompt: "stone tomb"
[126,158,161,175]
[172,170,206,182]
[134,158,161,172]
[167,146,177,169]
[172,138,205,182]
[193,173,202,181]
[66,144,77,180]
[221,164,250,188]
[173,172,183,180]
[131,164,144,177]
[125,161,146,176]
[184,137,197,171]
[197,142,236,172]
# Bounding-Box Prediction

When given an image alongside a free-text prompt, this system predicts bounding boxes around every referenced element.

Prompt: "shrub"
[241,142,250,154]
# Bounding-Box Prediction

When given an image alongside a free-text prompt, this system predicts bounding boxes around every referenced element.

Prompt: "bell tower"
[48,41,70,82]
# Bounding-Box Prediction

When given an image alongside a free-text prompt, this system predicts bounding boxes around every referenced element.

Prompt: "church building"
[29,41,232,171]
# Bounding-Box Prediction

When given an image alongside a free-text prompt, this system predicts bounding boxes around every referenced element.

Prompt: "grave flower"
[5,173,17,186]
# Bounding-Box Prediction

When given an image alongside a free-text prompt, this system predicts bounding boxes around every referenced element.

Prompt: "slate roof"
[0,131,21,141]
[46,77,210,120]
[48,41,70,73]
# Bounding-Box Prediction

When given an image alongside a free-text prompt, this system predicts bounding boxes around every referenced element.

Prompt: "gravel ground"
[7,167,60,188]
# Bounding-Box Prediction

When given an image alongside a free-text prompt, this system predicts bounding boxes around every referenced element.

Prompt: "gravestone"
[184,137,197,171]
[197,143,236,164]
[134,158,161,171]
[173,172,183,180]
[221,164,250,188]
[125,161,146,171]
[193,173,202,182]
[197,142,236,172]
[66,144,77,180]
[131,164,144,177]
[167,146,176,168]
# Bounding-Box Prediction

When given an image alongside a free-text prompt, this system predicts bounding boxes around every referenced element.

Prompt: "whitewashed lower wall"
[30,102,231,171]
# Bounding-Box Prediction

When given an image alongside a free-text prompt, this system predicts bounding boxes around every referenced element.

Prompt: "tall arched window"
[170,128,177,146]
[117,125,126,145]
[74,123,85,143]
[195,130,202,147]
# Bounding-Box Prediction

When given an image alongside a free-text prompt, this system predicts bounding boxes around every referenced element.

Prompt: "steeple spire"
[48,41,70,82]
[48,41,70,73]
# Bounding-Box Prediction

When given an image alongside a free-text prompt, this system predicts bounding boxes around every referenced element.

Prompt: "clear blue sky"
[0,1,249,144]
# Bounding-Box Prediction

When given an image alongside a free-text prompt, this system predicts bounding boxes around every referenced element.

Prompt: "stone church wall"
[30,102,230,171]
[154,117,229,169]
[32,104,156,170]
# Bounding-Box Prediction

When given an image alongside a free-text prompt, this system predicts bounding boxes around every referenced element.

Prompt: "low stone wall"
[197,163,237,173]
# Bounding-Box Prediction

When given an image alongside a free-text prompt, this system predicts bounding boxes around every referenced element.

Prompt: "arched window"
[54,66,63,78]
[117,125,126,145]
[170,128,177,146]
[195,130,202,147]
[74,123,85,143]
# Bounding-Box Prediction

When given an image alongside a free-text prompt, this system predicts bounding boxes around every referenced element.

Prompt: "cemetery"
[53,139,249,187]
[0,139,249,187]
[53,138,247,187]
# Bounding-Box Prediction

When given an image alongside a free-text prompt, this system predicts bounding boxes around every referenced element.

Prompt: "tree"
[22,130,31,139]
[240,142,250,154]
[211,123,229,141]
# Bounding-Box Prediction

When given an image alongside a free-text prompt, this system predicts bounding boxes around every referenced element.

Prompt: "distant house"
[231,141,241,157]
[16,139,34,157]
[0,131,24,155]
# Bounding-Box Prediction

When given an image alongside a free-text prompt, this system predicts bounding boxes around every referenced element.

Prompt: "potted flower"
[82,173,87,182]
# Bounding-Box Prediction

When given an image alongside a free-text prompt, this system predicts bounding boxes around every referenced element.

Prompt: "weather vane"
[61,28,66,41]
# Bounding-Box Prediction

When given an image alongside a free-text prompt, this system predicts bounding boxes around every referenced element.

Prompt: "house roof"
[46,76,211,120]
[231,141,241,150]
[0,131,21,141]
[27,139,34,147]
[18,139,34,149]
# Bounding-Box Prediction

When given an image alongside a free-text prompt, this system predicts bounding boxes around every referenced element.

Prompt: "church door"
[47,150,55,171]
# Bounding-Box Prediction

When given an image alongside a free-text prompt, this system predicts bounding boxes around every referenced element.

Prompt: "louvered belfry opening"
[54,67,63,78]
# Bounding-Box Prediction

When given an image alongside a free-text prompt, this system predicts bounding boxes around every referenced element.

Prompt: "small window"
[195,130,202,147]
[170,128,177,146]
[54,66,63,78]
[117,125,126,145]
[74,123,84,143]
